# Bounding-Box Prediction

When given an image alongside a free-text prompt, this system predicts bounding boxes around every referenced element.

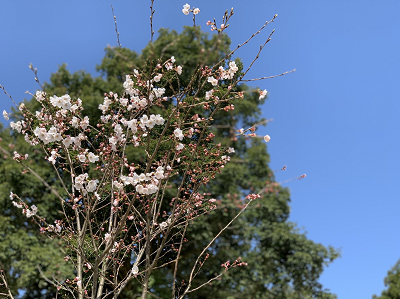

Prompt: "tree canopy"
[373,260,400,299]
[0,26,338,298]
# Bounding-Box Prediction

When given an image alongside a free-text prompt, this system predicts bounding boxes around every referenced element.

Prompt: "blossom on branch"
[182,3,190,15]
[174,128,184,140]
[259,89,268,100]
[3,110,9,121]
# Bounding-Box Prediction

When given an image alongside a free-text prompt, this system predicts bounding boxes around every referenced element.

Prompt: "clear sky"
[1,1,399,298]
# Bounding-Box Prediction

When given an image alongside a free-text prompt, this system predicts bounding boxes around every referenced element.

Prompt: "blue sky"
[1,1,399,298]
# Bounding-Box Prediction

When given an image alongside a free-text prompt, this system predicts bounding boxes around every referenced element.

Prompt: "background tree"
[0,25,338,298]
[373,260,400,299]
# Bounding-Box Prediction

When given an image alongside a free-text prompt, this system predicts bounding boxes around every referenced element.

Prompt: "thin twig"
[186,271,226,294]
[239,29,275,81]
[240,69,296,82]
[216,14,278,68]
[29,63,44,90]
[37,265,78,298]
[172,222,188,297]
[37,265,58,288]
[149,0,155,42]
[0,145,10,157]
[0,269,14,299]
[19,161,64,202]
[180,195,258,298]
[0,85,18,108]
[111,5,121,48]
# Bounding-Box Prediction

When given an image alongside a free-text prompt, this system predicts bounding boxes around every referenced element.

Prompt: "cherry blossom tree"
[0,2,332,299]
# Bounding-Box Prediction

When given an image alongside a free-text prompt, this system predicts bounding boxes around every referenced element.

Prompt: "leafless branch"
[172,221,188,297]
[149,0,155,42]
[0,84,18,108]
[29,63,44,90]
[111,5,121,48]
[0,264,15,299]
[240,69,296,82]
[217,14,278,67]
[239,29,275,81]
[180,195,259,298]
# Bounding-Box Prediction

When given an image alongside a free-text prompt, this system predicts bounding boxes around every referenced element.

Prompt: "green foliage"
[0,124,74,298]
[373,260,400,299]
[0,26,338,298]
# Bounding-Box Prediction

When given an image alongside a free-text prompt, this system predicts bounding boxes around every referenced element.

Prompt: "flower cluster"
[13,151,28,162]
[35,90,46,102]
[34,126,63,144]
[24,205,38,218]
[10,120,23,133]
[221,257,248,271]
[237,128,272,143]
[3,110,9,121]
[10,193,38,218]
[182,3,199,16]
[218,61,239,80]
[120,166,164,195]
[206,60,239,94]
[245,193,261,200]
[47,220,63,233]
[74,174,99,194]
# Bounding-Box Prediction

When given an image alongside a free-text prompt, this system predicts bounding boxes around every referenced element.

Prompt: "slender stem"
[140,203,152,299]
[149,0,155,42]
[0,267,15,299]
[172,222,188,298]
[180,197,257,298]
[63,146,84,299]
[76,210,83,299]
[111,5,121,48]
[97,171,116,298]
[239,29,275,81]
[240,69,296,82]
[114,247,145,296]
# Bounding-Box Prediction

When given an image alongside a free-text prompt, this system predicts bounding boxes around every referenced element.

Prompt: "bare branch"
[240,69,296,82]
[149,0,155,42]
[111,5,121,48]
[0,266,14,299]
[29,63,44,90]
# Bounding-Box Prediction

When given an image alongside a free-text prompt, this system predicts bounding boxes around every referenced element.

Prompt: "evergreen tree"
[373,260,400,299]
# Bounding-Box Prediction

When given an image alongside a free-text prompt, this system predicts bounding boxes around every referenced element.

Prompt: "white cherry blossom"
[88,152,99,163]
[259,89,268,100]
[207,76,218,86]
[174,128,184,140]
[132,265,139,275]
[10,121,22,133]
[86,180,99,192]
[3,110,9,121]
[182,3,190,15]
